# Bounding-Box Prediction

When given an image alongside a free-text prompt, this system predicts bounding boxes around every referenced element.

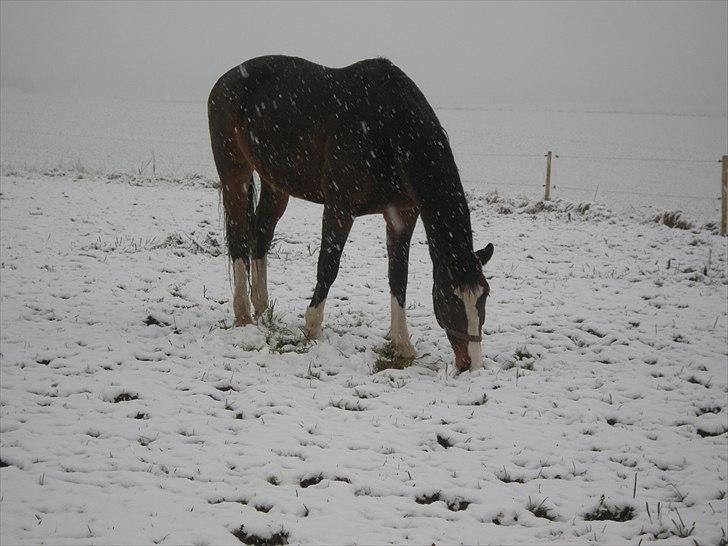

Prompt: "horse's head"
[433,243,494,372]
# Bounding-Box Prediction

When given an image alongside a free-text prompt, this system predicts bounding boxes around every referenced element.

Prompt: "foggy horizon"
[1,0,727,114]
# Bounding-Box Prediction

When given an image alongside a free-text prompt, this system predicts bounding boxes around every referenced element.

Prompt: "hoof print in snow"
[697,427,728,438]
[143,315,170,327]
[133,412,149,420]
[254,503,272,513]
[436,433,454,449]
[113,392,138,403]
[685,375,710,388]
[36,358,52,365]
[232,527,288,546]
[0,459,10,468]
[583,496,634,522]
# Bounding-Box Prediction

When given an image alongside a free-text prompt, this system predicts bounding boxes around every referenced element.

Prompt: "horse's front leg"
[304,204,355,339]
[384,207,419,358]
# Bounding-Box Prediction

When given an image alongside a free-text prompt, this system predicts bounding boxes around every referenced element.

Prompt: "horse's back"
[208,55,439,211]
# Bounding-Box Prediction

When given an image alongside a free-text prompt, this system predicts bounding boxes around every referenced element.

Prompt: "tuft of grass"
[496,466,525,484]
[372,343,416,372]
[415,491,442,505]
[113,392,138,403]
[527,496,556,521]
[584,495,634,522]
[669,509,696,538]
[330,399,366,412]
[231,526,288,546]
[653,211,694,230]
[259,302,309,354]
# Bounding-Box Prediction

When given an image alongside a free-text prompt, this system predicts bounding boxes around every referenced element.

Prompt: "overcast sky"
[1,1,726,112]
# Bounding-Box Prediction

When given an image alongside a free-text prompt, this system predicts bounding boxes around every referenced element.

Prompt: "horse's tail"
[246,173,257,256]
[208,70,256,268]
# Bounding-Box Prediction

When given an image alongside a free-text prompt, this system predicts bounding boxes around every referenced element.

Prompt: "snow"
[1,90,727,545]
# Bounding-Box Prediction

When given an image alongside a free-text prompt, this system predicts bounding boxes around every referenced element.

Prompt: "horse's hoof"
[302,326,322,341]
[234,315,253,327]
[392,343,417,359]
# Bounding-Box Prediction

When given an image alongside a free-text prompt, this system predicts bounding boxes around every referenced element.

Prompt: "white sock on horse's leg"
[304,300,325,339]
[390,295,417,358]
[233,258,253,326]
[250,257,268,315]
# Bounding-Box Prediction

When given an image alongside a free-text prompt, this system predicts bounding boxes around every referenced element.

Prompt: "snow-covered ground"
[1,91,727,545]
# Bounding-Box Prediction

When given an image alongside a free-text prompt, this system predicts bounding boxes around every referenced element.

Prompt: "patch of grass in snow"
[299,474,350,488]
[526,496,557,521]
[372,343,416,372]
[415,491,442,505]
[583,495,634,522]
[143,315,170,327]
[695,405,722,416]
[231,526,289,546]
[653,210,694,230]
[413,491,471,512]
[501,345,537,371]
[669,509,696,538]
[113,392,138,403]
[329,398,366,412]
[259,302,309,354]
[496,466,525,484]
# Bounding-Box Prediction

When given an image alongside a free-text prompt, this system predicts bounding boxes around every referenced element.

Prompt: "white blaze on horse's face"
[454,285,485,370]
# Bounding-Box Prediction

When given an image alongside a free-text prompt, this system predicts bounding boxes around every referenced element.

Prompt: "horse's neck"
[402,126,477,281]
[416,183,477,281]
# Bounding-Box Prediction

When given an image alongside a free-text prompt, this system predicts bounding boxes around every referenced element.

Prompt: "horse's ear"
[476,243,494,267]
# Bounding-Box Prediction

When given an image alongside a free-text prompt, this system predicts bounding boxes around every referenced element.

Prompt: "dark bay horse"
[208,55,493,371]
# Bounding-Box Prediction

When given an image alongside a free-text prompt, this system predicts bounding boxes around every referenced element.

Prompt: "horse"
[208,55,494,372]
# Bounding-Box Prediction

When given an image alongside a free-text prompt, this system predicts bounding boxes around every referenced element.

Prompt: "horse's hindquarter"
[234,56,417,212]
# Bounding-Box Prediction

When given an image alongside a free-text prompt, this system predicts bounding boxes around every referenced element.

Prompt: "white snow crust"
[1,172,726,545]
[1,90,727,544]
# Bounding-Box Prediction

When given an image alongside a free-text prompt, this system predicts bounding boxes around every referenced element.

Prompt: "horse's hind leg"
[384,207,419,358]
[208,80,255,326]
[219,168,255,326]
[250,182,289,316]
[304,203,355,339]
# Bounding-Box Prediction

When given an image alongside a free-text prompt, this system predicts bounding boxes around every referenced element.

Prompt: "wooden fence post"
[544,151,552,201]
[721,155,727,236]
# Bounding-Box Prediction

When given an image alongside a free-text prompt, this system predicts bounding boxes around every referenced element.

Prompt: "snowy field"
[1,90,727,545]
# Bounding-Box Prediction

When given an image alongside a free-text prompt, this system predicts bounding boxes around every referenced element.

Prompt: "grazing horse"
[208,55,493,372]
